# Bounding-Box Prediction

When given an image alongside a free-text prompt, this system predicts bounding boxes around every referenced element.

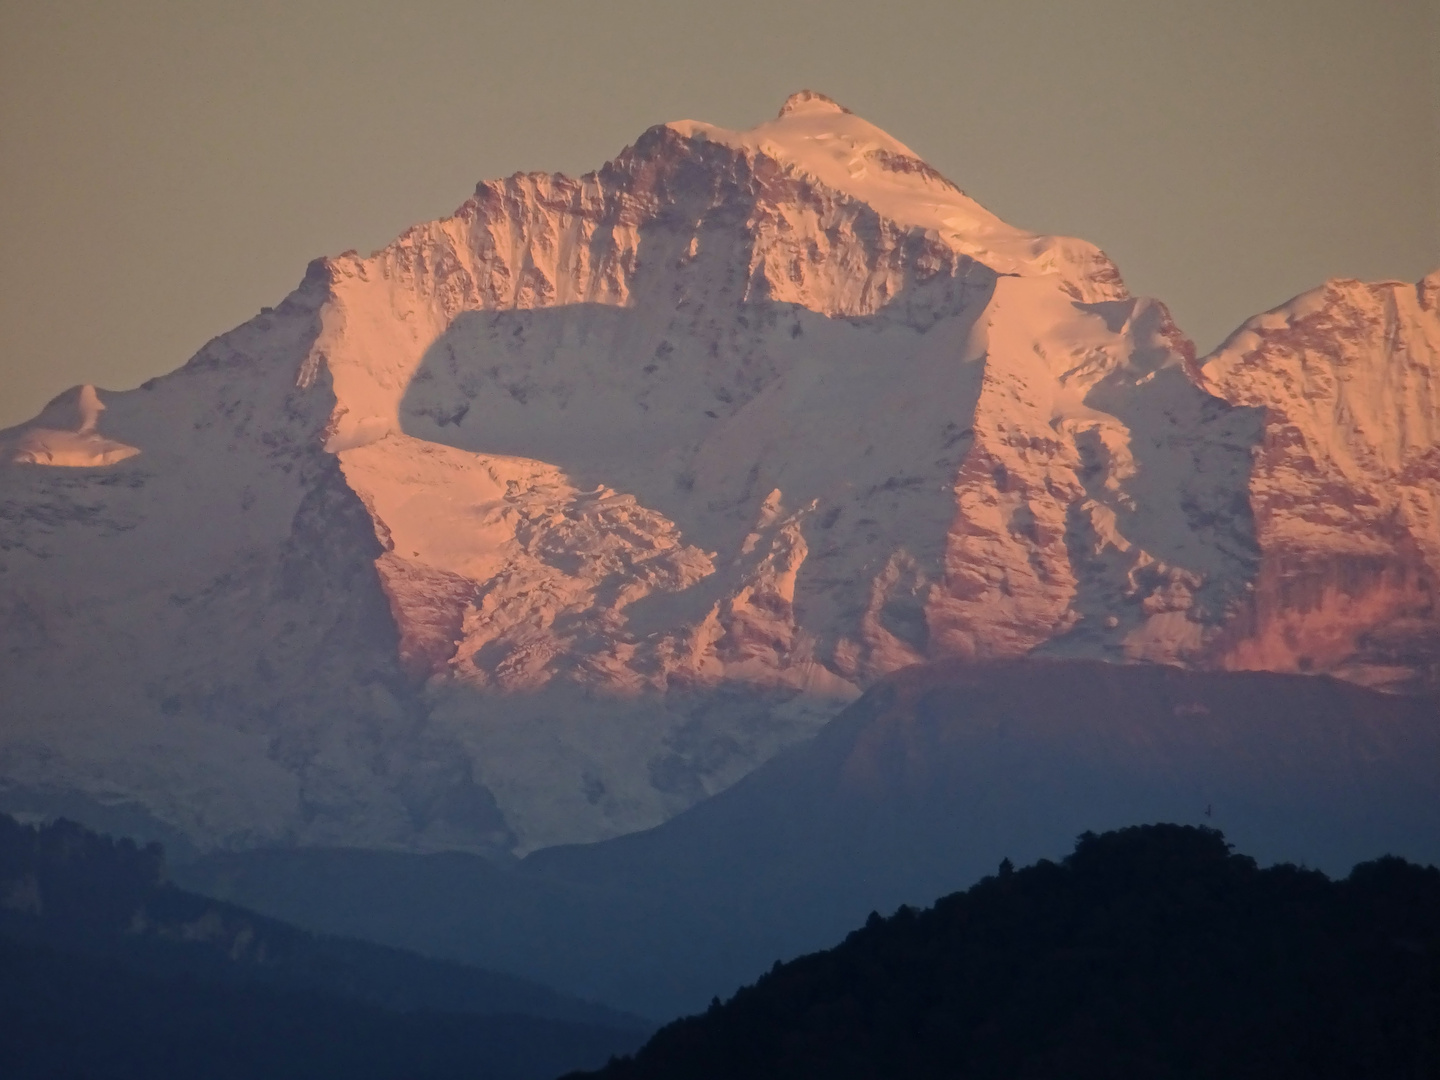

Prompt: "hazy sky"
[2,0,1436,427]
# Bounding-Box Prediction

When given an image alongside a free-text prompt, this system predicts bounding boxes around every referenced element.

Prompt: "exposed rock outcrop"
[1202,272,1440,690]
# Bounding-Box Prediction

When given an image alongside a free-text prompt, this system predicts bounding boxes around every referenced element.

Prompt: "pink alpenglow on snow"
[1,94,1436,857]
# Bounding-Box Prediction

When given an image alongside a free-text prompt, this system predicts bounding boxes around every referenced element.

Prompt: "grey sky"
[2,0,1436,427]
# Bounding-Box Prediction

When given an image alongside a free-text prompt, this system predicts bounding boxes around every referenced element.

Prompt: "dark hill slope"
[181,660,1440,1019]
[0,937,637,1080]
[0,815,646,1078]
[529,657,1440,919]
[572,825,1440,1080]
[0,813,641,1027]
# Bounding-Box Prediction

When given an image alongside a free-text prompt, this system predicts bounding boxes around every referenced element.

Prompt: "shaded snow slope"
[2,93,1437,855]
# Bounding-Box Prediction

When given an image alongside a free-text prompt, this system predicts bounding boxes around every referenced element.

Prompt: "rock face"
[1,91,1436,854]
[1201,273,1440,690]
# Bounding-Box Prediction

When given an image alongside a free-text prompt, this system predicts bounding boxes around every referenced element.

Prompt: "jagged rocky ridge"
[1,91,1437,854]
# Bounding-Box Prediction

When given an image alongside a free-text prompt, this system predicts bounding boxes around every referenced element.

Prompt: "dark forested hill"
[0,814,646,1079]
[570,825,1440,1080]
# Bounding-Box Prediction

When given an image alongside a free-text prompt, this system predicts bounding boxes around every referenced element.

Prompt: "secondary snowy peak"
[1202,271,1440,689]
[0,384,140,467]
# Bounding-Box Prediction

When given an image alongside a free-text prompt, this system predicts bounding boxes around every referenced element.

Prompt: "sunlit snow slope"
[2,92,1436,855]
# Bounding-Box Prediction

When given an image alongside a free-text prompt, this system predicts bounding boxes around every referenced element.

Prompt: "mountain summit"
[2,95,1437,856]
[775,89,851,117]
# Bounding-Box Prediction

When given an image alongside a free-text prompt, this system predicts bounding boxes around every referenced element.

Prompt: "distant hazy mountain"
[2,90,1437,856]
[567,824,1440,1080]
[0,814,646,1078]
[176,660,1440,1019]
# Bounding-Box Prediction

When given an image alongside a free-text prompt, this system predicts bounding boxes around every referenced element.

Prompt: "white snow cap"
[667,92,1122,292]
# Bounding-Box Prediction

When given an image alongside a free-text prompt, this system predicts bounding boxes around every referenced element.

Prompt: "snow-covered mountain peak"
[29,383,108,434]
[3,94,1437,860]
[0,384,140,467]
[669,95,1124,301]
